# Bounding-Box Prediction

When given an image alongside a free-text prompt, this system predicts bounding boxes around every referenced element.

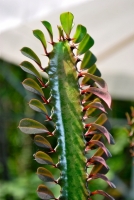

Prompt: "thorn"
[48,148,56,153]
[54,180,58,184]
[37,78,48,88]
[48,132,54,136]
[66,37,72,42]
[83,116,87,120]
[48,41,55,46]
[41,96,49,104]
[52,128,56,136]
[46,115,52,121]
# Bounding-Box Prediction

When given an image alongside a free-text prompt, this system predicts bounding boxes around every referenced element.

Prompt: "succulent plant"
[19,12,115,200]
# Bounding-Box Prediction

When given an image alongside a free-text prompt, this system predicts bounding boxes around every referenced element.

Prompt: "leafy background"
[0,59,134,200]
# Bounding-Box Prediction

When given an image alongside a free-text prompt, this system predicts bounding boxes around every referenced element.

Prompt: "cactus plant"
[19,12,115,200]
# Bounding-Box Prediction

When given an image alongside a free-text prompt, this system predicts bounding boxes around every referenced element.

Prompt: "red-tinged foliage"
[88,173,116,188]
[90,190,115,200]
[86,156,109,169]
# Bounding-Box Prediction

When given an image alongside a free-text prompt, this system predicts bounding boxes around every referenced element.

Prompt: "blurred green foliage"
[0,59,134,200]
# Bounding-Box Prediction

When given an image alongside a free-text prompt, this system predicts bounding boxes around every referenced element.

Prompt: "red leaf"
[88,173,116,188]
[87,156,109,169]
[91,190,115,200]
[86,140,112,157]
[85,123,115,144]
[81,87,111,108]
[83,101,107,113]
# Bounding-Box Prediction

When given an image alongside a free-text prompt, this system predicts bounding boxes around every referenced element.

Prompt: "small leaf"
[42,21,53,44]
[87,156,109,169]
[73,24,87,43]
[95,113,107,125]
[22,78,44,96]
[88,173,116,188]
[33,29,47,52]
[94,148,111,160]
[29,99,48,114]
[86,140,111,157]
[77,34,94,55]
[34,151,54,165]
[19,118,49,134]
[91,190,115,200]
[60,12,74,38]
[37,184,55,199]
[57,25,65,40]
[34,135,52,149]
[80,51,97,69]
[90,163,109,175]
[83,98,107,113]
[89,123,115,144]
[37,167,55,182]
[81,72,108,90]
[20,61,42,80]
[21,47,41,66]
[82,86,111,108]
[90,88,111,108]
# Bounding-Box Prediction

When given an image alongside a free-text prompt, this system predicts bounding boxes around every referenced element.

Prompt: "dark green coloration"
[21,47,41,67]
[19,12,115,200]
[42,21,53,44]
[73,24,87,43]
[33,30,47,53]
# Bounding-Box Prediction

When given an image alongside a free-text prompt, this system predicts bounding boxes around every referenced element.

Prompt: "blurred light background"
[0,0,134,200]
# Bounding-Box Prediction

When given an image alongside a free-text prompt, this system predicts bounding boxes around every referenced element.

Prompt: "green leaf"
[34,135,52,150]
[57,25,65,40]
[37,184,55,199]
[42,21,53,43]
[60,12,74,38]
[77,34,94,55]
[80,51,97,69]
[73,24,87,43]
[94,113,107,126]
[33,29,47,52]
[29,99,48,114]
[22,78,44,96]
[20,61,42,80]
[19,118,49,134]
[34,151,54,165]
[37,167,55,182]
[21,47,41,66]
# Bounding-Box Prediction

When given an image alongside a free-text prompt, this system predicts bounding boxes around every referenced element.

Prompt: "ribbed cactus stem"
[48,41,88,199]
